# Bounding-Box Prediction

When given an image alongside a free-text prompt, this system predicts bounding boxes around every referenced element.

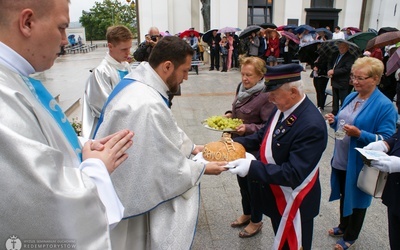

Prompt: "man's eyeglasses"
[350,75,371,81]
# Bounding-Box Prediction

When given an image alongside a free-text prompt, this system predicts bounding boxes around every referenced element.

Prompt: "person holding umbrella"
[207,29,221,71]
[327,41,357,115]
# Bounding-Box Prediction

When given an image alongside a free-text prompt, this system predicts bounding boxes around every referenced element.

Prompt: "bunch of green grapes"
[205,116,243,130]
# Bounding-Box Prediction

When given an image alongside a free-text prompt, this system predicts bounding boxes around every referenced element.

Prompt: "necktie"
[334,54,343,67]
[275,112,284,129]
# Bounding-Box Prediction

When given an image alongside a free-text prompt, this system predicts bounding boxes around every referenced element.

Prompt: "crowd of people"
[2,0,400,249]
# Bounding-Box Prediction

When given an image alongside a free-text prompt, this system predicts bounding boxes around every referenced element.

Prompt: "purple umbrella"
[386,47,400,76]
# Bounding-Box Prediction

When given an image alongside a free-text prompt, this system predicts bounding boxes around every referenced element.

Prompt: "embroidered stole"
[24,77,82,160]
[259,111,318,250]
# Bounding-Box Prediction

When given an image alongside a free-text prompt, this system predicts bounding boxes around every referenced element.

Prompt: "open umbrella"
[315,27,333,40]
[297,40,323,65]
[386,47,400,76]
[342,27,362,33]
[217,27,240,34]
[317,39,361,59]
[202,29,219,43]
[367,28,378,35]
[280,31,300,44]
[365,31,400,50]
[346,32,377,51]
[277,25,297,31]
[179,29,200,39]
[68,34,75,39]
[378,27,399,35]
[238,25,261,39]
[294,24,315,34]
[259,23,277,29]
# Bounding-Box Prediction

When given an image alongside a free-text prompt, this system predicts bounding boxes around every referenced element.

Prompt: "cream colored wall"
[136,0,400,42]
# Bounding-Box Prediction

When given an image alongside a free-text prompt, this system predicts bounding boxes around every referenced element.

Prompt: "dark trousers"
[388,207,400,249]
[332,86,349,115]
[335,168,367,241]
[221,55,227,71]
[270,216,314,250]
[313,77,329,109]
[237,175,263,223]
[232,49,239,68]
[210,47,219,70]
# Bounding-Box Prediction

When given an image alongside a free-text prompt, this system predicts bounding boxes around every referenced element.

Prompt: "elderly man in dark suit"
[327,41,357,115]
[365,131,400,249]
[229,64,328,250]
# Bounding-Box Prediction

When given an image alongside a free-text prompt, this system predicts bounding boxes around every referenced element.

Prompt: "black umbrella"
[297,40,323,65]
[378,27,399,35]
[259,23,277,29]
[202,29,219,44]
[239,25,261,39]
[317,39,361,60]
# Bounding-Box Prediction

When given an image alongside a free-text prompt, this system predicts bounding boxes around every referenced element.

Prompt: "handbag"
[357,164,388,198]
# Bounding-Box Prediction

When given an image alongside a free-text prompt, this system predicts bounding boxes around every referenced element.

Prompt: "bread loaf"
[203,134,246,161]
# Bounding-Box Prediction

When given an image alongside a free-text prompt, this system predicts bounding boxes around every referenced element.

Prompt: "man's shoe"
[209,68,214,71]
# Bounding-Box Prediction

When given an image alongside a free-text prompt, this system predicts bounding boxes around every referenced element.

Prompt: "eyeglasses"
[350,75,371,81]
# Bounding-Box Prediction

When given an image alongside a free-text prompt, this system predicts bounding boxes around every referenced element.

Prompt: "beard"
[166,71,180,94]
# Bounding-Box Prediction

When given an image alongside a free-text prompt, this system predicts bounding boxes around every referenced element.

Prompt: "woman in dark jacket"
[225,56,275,238]
[312,55,329,111]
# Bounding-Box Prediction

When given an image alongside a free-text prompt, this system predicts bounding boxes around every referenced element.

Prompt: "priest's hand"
[371,155,400,173]
[83,129,134,174]
[364,140,389,153]
[228,158,252,177]
[204,162,228,175]
[192,144,204,155]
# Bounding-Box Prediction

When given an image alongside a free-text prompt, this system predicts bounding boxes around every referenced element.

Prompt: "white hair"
[282,80,304,95]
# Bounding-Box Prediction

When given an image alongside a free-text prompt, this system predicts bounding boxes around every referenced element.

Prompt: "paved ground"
[38,45,390,249]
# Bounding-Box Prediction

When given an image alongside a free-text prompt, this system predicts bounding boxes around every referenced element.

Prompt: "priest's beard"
[166,71,180,94]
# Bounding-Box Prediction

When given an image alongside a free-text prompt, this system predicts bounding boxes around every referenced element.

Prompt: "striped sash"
[259,111,318,250]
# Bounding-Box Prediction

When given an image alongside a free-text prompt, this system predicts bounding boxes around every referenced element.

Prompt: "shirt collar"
[0,41,35,76]
[281,94,306,120]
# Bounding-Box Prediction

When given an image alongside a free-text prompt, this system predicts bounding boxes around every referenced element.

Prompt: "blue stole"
[24,77,82,161]
[92,78,170,138]
[117,69,129,81]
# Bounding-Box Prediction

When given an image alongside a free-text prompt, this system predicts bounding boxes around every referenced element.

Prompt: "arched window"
[247,0,273,25]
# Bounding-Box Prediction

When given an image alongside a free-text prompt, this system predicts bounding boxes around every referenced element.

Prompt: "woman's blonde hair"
[239,55,267,76]
[352,56,384,78]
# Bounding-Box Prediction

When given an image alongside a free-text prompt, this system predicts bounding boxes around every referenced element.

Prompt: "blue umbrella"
[295,24,315,34]
[315,28,333,40]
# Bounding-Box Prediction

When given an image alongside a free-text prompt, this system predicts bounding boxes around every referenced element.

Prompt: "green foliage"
[79,0,137,41]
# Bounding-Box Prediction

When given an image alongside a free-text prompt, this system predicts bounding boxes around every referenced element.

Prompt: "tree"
[79,0,137,41]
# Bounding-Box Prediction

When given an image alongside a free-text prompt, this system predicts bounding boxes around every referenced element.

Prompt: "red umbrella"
[280,31,300,44]
[179,29,200,38]
[386,47,400,76]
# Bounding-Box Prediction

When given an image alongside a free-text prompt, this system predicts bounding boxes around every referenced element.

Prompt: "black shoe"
[209,68,214,71]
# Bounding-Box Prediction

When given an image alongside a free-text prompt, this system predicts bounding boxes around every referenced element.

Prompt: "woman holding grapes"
[225,56,275,237]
